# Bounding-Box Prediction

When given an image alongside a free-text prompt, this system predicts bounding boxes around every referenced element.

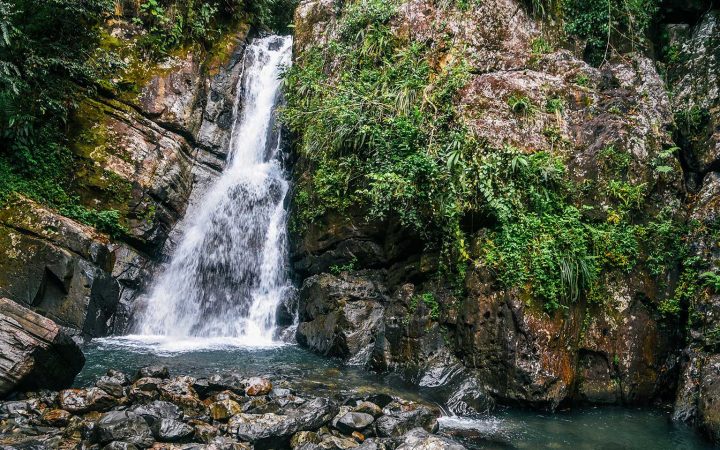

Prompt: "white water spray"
[132,35,293,346]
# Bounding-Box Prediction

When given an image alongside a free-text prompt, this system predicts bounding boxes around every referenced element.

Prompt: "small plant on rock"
[508,94,535,116]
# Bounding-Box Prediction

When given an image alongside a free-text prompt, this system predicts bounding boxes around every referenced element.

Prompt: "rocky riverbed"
[0,365,465,450]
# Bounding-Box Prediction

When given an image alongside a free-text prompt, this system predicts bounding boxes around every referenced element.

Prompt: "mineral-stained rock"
[395,427,466,450]
[59,387,116,414]
[0,298,85,396]
[291,430,321,448]
[209,400,242,421]
[245,377,272,396]
[191,419,220,443]
[95,411,155,447]
[130,377,163,402]
[41,408,72,427]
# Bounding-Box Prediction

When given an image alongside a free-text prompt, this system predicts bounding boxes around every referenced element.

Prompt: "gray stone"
[334,412,374,434]
[151,417,194,442]
[395,428,466,450]
[137,365,169,380]
[132,400,183,423]
[95,411,154,447]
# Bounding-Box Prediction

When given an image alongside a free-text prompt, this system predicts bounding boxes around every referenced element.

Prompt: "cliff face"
[288,0,720,433]
[0,21,250,339]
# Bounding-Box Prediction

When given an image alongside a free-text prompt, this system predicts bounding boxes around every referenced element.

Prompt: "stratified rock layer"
[0,298,84,397]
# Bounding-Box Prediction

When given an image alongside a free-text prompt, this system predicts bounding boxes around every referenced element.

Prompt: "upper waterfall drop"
[132,35,294,345]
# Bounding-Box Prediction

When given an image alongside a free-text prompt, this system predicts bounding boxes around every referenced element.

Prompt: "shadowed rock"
[0,298,84,397]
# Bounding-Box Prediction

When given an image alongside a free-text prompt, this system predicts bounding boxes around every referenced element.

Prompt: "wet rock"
[0,400,38,416]
[152,418,194,442]
[41,408,71,427]
[334,412,374,434]
[228,398,338,448]
[395,427,466,450]
[104,442,140,450]
[354,438,394,450]
[297,273,386,364]
[245,377,272,397]
[95,411,154,447]
[0,298,85,396]
[207,373,246,395]
[353,402,382,418]
[374,404,438,438]
[317,434,360,449]
[59,388,116,413]
[206,436,252,450]
[291,430,321,448]
[159,377,204,416]
[209,400,242,421]
[137,366,170,380]
[97,375,128,398]
[191,420,220,443]
[132,400,183,424]
[130,377,163,402]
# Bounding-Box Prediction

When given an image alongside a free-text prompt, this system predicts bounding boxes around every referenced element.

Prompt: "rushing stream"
[81,34,713,449]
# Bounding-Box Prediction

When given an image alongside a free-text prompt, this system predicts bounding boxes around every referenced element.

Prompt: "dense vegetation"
[0,0,294,237]
[283,0,687,312]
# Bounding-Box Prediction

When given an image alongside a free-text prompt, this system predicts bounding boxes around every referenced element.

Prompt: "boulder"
[151,418,194,442]
[104,442,140,450]
[209,399,242,421]
[354,402,383,418]
[245,377,272,396]
[41,408,72,427]
[132,400,183,424]
[334,412,374,434]
[374,404,438,438]
[59,387,116,413]
[395,428,466,450]
[228,398,338,448]
[296,273,386,364]
[95,411,155,447]
[0,297,85,396]
[137,366,170,380]
[97,371,131,397]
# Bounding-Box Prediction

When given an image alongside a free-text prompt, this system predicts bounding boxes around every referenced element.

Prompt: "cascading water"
[131,35,294,346]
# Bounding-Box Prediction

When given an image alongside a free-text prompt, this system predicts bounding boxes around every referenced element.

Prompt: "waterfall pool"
[78,338,712,449]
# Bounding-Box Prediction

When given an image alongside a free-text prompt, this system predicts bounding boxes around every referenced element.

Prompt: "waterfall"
[131,35,294,346]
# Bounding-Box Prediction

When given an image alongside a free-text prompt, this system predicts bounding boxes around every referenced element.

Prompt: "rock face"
[665,9,720,442]
[0,368,463,450]
[0,23,250,339]
[0,298,84,397]
[290,0,685,414]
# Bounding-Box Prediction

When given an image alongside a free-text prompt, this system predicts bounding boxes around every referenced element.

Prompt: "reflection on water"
[79,338,712,450]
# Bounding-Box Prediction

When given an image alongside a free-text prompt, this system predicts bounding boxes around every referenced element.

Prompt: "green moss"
[409,292,440,320]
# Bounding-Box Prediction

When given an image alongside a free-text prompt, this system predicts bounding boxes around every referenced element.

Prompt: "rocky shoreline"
[0,365,466,450]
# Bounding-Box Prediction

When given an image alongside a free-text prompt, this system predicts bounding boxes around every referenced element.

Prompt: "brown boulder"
[0,298,85,397]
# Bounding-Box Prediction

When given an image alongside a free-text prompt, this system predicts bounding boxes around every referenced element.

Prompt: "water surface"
[79,338,711,450]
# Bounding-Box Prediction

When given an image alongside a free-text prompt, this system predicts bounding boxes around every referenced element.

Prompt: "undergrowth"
[283,0,693,314]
